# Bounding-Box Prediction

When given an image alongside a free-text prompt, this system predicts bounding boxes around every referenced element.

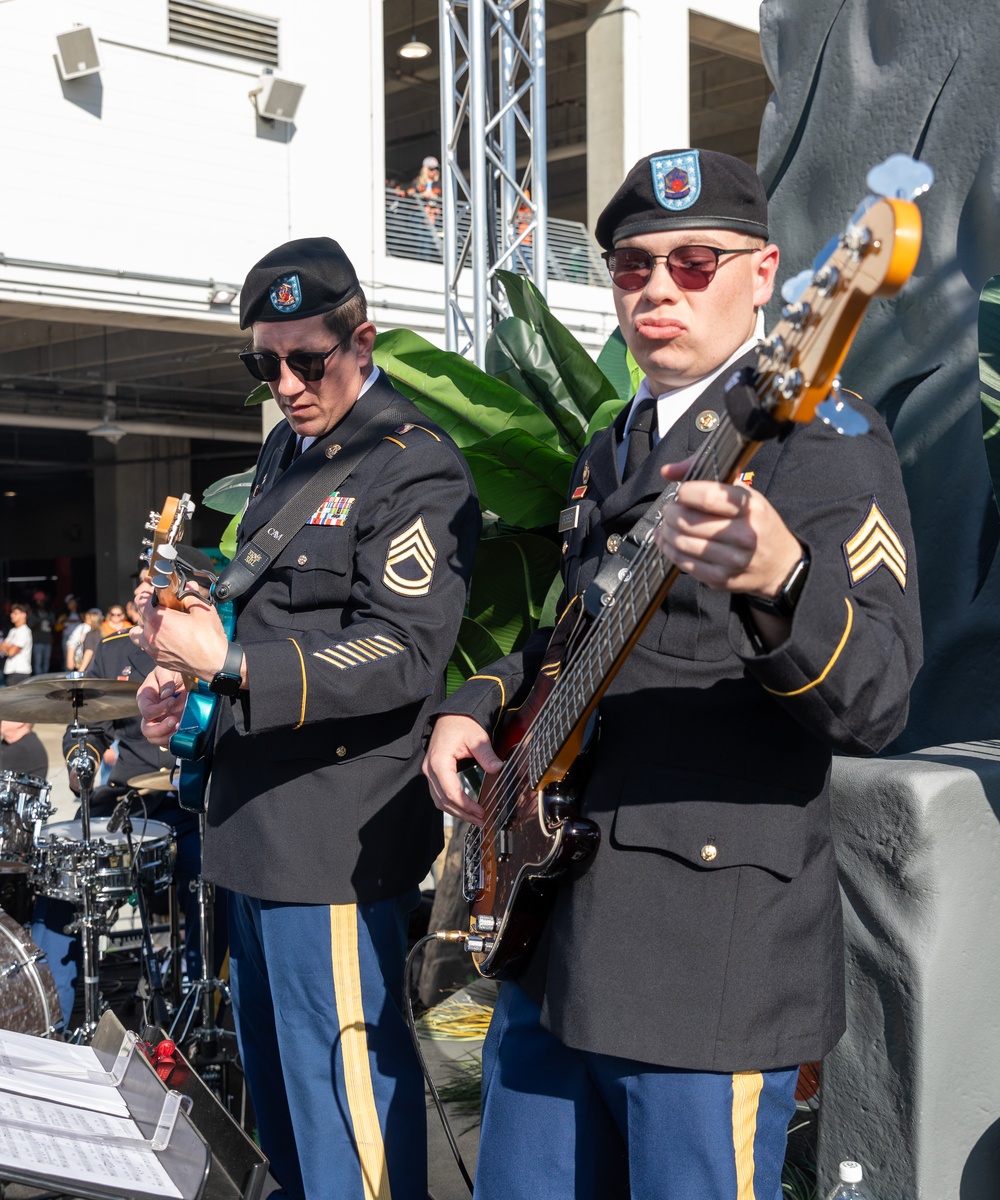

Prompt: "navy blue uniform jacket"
[204,371,480,906]
[442,355,922,1071]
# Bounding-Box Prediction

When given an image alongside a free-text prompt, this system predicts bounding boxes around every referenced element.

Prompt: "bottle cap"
[839,1161,863,1183]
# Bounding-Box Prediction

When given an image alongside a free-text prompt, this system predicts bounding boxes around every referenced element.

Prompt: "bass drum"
[0,910,59,1036]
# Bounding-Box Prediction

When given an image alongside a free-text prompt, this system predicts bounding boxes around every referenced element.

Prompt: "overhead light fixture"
[209,285,239,307]
[88,399,126,445]
[398,0,431,59]
[250,71,305,123]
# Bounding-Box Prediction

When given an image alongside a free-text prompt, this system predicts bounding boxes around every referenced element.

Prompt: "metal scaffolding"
[439,0,548,365]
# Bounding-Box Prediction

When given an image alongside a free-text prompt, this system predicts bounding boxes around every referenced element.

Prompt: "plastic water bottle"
[825,1160,867,1199]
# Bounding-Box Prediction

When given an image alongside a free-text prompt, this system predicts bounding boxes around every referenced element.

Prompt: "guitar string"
[471,377,788,858]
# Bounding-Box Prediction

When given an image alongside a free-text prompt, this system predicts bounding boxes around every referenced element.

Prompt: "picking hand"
[422,714,504,827]
[137,667,187,747]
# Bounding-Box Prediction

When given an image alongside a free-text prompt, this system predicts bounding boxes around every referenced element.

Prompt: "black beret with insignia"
[595,148,769,250]
[239,236,361,329]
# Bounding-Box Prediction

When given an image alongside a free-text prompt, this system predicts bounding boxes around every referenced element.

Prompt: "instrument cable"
[403,933,476,1197]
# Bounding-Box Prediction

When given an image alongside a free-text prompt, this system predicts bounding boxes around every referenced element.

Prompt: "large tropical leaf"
[496,270,620,421]
[446,617,506,696]
[980,274,1000,519]
[596,327,642,403]
[244,382,271,407]
[466,533,560,656]
[486,317,589,455]
[219,512,241,561]
[463,428,574,528]
[373,327,559,448]
[202,467,256,514]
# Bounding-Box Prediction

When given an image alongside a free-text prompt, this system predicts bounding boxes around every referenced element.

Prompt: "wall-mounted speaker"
[55,27,101,81]
[253,75,304,123]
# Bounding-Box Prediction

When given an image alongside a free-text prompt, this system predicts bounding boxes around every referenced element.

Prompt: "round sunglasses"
[602,245,760,292]
[239,339,345,383]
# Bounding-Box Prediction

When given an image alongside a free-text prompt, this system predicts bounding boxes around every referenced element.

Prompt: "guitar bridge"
[463,825,483,901]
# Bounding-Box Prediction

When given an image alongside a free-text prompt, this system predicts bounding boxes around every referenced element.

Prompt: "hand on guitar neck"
[423,714,503,827]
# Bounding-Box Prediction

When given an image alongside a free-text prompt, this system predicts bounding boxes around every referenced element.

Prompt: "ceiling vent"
[168,0,279,67]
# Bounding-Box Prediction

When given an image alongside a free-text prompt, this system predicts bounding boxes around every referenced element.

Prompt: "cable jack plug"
[433,929,494,955]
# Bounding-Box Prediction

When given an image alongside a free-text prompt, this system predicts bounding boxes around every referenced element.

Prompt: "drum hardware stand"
[64,714,105,1042]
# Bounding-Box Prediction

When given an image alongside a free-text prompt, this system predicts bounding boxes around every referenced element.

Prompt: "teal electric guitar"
[143,495,234,811]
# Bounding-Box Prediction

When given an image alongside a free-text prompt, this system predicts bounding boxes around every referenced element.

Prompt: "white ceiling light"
[398,0,431,60]
[88,399,126,444]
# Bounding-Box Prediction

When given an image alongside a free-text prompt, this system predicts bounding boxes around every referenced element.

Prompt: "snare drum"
[32,818,176,906]
[0,772,53,871]
[0,908,59,1036]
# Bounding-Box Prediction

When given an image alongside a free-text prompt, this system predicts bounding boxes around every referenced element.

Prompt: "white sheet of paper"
[0,1029,129,1117]
[0,1092,181,1197]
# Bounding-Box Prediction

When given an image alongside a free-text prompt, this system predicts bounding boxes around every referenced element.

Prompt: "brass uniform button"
[297,554,308,565]
[562,540,569,555]
[582,462,591,483]
[695,410,720,432]
[700,844,718,862]
[326,444,341,459]
[607,533,622,553]
[336,745,347,758]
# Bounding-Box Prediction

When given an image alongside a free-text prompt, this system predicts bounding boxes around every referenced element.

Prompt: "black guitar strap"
[213,400,411,603]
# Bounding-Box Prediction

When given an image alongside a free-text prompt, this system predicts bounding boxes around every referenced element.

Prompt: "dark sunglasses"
[602,245,760,292]
[239,340,345,383]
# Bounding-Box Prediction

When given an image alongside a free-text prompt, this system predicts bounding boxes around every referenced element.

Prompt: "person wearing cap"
[135,236,480,1200]
[424,148,922,1198]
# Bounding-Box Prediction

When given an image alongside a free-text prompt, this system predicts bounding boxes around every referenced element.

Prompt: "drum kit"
[0,674,229,1051]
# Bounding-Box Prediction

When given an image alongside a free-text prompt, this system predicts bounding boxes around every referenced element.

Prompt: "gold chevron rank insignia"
[383,516,437,596]
[843,498,907,590]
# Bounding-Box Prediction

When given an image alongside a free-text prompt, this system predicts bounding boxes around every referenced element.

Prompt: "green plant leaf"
[244,382,271,407]
[496,270,620,421]
[466,533,560,655]
[219,512,241,561]
[373,327,559,448]
[202,467,256,514]
[486,317,589,454]
[463,429,574,528]
[595,327,635,402]
[538,567,565,629]
[980,274,1000,519]
[585,396,629,443]
[446,617,506,695]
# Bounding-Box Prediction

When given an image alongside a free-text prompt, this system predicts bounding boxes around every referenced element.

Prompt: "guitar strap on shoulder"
[213,400,411,603]
[583,485,678,616]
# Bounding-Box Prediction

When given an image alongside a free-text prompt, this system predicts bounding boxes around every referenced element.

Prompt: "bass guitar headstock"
[754,154,933,434]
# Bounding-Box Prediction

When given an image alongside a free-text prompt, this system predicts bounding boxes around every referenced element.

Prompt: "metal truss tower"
[439,0,548,365]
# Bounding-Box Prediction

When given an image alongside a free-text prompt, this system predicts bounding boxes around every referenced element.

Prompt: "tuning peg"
[866,154,934,202]
[155,544,178,561]
[780,269,813,305]
[145,512,161,531]
[817,382,870,437]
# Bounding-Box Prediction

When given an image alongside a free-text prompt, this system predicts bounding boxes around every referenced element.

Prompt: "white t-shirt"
[3,625,32,675]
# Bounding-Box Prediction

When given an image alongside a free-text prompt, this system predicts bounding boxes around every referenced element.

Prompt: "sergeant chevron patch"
[383,516,436,596]
[843,497,907,590]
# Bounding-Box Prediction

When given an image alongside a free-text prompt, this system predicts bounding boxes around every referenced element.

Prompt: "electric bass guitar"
[463,155,933,979]
[142,494,234,810]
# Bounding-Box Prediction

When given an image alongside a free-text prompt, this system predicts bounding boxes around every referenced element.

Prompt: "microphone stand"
[114,794,170,1029]
[65,711,102,1041]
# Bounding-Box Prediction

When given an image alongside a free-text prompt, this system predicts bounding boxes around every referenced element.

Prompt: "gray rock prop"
[824,745,1000,1198]
[757,0,1000,752]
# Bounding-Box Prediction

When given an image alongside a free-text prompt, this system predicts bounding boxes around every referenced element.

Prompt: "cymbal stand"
[118,801,170,1029]
[64,709,104,1042]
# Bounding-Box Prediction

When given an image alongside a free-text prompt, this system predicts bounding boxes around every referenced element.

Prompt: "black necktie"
[623,395,658,479]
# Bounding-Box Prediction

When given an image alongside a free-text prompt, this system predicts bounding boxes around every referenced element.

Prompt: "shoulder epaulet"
[382,421,442,450]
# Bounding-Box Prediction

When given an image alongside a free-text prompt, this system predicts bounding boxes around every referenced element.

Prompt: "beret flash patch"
[843,497,907,590]
[269,273,302,313]
[383,516,436,597]
[650,152,701,212]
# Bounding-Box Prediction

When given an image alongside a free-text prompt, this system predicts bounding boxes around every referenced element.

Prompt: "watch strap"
[745,552,810,619]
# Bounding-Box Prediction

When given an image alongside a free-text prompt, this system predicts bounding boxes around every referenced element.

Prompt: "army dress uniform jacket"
[62,630,177,816]
[441,355,923,1072]
[204,370,480,907]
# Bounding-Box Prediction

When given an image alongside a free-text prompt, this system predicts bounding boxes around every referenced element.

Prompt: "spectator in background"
[55,596,81,669]
[100,604,132,638]
[408,154,441,200]
[0,720,48,778]
[0,604,33,686]
[408,155,443,261]
[77,609,105,674]
[29,592,54,677]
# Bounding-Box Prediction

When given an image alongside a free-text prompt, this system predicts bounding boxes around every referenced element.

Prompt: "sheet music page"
[0,1092,182,1197]
[0,1029,130,1117]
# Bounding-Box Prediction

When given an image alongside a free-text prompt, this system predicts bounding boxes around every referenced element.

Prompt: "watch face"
[210,673,242,697]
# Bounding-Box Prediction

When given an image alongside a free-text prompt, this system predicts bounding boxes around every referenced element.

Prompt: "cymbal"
[0,676,139,723]
[127,770,177,793]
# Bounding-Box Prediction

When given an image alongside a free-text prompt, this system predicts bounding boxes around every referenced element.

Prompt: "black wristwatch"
[745,552,810,619]
[209,642,244,697]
